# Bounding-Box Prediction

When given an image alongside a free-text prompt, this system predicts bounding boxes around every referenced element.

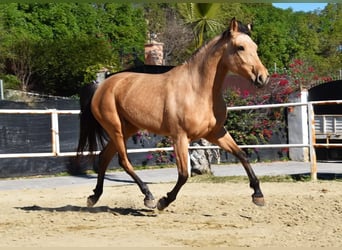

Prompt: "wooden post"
[308,103,317,181]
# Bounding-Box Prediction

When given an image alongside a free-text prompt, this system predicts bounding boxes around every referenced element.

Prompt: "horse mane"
[184,20,251,65]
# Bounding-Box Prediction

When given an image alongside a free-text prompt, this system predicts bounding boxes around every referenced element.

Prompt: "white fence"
[1,100,342,180]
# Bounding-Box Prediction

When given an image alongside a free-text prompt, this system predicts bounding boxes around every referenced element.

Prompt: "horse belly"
[183,100,227,140]
[185,116,217,140]
[116,82,170,135]
[121,103,167,134]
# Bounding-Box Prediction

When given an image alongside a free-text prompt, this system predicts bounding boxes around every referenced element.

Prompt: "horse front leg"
[206,129,265,206]
[87,141,116,207]
[157,135,189,210]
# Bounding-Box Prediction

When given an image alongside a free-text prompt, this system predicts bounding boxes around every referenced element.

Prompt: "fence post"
[307,102,317,181]
[288,90,309,161]
[51,110,60,156]
[0,79,4,100]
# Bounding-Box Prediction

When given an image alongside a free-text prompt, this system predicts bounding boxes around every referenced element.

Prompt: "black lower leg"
[141,183,155,208]
[250,178,264,201]
[87,177,104,207]
[88,145,113,207]
[119,155,155,208]
[157,174,188,210]
[236,151,265,206]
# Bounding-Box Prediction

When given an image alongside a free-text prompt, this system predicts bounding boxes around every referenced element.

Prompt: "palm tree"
[177,3,223,49]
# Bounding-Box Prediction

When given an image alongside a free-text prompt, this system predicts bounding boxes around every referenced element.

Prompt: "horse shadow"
[16,205,157,217]
[71,173,155,185]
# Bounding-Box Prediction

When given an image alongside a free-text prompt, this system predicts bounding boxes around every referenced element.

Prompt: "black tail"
[77,83,107,157]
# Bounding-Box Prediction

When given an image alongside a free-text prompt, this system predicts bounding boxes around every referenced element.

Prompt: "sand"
[0,180,341,247]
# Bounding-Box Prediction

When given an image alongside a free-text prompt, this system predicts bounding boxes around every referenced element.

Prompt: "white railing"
[1,100,342,180]
[0,109,79,158]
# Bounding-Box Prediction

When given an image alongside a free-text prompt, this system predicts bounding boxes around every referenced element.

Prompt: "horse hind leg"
[106,122,156,209]
[87,140,117,207]
[206,129,265,206]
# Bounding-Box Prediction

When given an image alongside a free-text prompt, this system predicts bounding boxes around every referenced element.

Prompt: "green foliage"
[0,3,341,97]
[0,3,147,96]
[32,36,117,95]
[84,63,119,85]
[2,33,37,91]
[248,3,341,77]
[177,3,224,49]
[0,74,20,89]
[224,91,265,147]
[223,87,287,160]
[99,3,146,54]
[315,3,342,75]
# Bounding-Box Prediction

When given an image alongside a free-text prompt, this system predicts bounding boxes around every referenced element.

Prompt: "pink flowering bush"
[224,58,332,160]
[132,130,175,166]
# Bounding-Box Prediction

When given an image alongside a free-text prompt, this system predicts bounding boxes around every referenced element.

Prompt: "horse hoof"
[252,196,265,206]
[87,196,97,207]
[144,198,156,209]
[157,197,169,211]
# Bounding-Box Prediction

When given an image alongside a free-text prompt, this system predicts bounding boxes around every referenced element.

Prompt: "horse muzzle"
[253,73,269,88]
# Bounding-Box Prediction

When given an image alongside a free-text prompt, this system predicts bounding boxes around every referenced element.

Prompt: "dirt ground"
[0,180,341,247]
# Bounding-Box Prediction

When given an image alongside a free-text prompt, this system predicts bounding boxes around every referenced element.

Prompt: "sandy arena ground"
[0,180,341,247]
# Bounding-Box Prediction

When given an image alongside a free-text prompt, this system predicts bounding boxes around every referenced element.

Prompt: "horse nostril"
[256,74,269,86]
[257,74,264,85]
[258,74,263,83]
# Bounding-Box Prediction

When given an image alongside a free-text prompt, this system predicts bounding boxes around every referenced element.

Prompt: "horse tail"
[77,83,107,157]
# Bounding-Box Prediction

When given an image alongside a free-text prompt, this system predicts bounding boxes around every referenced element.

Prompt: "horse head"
[223,18,269,88]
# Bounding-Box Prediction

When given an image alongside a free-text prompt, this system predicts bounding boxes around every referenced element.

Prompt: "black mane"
[237,20,251,36]
[221,20,251,39]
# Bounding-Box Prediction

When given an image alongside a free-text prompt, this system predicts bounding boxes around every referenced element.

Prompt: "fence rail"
[1,100,342,180]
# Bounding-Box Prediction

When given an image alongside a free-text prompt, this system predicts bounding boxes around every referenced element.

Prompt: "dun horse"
[77,18,269,210]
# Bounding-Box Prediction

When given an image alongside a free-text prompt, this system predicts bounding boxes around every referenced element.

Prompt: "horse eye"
[237,46,244,51]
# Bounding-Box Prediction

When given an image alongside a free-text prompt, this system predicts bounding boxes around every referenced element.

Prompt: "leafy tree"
[315,3,342,76]
[0,2,341,97]
[0,4,42,90]
[0,3,147,96]
[98,3,147,64]
[218,3,254,25]
[177,3,224,49]
[248,3,341,77]
[31,36,116,96]
[247,4,294,70]
[4,34,37,91]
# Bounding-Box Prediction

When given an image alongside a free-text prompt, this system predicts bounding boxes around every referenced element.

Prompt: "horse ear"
[229,17,238,32]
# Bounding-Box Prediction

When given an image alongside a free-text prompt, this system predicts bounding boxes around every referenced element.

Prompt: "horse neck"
[185,37,228,97]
